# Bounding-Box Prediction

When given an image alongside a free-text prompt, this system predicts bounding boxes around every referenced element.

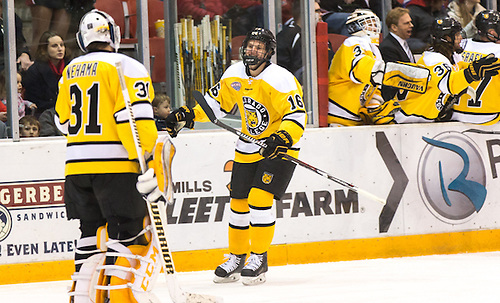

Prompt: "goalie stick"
[192,90,386,206]
[116,62,223,303]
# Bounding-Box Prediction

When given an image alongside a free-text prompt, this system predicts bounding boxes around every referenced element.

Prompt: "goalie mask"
[430,17,464,54]
[475,10,500,43]
[240,27,276,70]
[346,9,381,43]
[77,9,121,52]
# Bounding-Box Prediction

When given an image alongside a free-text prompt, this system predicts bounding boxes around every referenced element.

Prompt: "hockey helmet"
[240,27,276,68]
[475,10,500,41]
[77,9,121,52]
[430,17,464,53]
[346,9,381,40]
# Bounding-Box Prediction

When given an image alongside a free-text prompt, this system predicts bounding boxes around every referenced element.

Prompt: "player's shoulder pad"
[421,51,452,68]
[342,36,372,50]
[259,63,300,93]
[73,52,150,79]
[220,61,247,80]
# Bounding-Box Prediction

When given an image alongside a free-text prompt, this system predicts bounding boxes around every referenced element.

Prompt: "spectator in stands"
[23,31,69,117]
[277,0,334,83]
[28,0,71,56]
[19,115,40,137]
[379,7,415,101]
[152,93,172,131]
[406,0,447,54]
[0,120,6,138]
[0,2,33,72]
[39,107,63,136]
[177,0,262,24]
[1,72,37,119]
[447,0,485,38]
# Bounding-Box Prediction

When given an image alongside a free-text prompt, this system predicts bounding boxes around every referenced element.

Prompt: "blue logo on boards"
[417,132,487,224]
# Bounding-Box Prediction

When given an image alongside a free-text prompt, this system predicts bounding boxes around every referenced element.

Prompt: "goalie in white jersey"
[56,9,162,302]
[453,10,500,124]
[166,27,307,285]
[393,17,500,123]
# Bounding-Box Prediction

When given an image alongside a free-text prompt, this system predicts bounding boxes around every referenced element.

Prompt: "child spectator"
[19,115,40,137]
[0,72,37,119]
[152,93,172,131]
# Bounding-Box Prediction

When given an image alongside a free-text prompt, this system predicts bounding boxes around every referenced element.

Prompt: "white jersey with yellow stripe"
[453,39,500,124]
[193,61,307,164]
[55,51,158,176]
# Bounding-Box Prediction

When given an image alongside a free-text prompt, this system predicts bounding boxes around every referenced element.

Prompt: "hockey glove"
[136,168,163,203]
[164,106,195,137]
[464,53,500,83]
[259,130,293,160]
[359,100,401,125]
[370,61,385,88]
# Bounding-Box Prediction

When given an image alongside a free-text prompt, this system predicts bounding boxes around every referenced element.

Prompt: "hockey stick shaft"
[192,90,386,206]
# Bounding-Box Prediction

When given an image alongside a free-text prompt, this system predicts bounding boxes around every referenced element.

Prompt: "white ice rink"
[1,251,500,303]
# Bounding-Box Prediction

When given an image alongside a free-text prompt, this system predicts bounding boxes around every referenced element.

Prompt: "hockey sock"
[248,188,275,254]
[228,198,250,255]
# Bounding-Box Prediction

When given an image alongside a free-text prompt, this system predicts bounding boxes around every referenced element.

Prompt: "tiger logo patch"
[262,172,274,184]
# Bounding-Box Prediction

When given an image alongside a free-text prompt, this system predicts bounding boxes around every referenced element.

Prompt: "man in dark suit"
[379,7,415,102]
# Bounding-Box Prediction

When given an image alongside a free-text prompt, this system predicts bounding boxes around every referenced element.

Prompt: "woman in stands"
[23,31,70,118]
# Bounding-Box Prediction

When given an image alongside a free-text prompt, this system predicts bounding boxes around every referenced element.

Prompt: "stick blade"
[192,90,217,122]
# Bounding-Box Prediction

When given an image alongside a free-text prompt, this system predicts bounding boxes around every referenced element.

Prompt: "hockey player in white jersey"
[56,9,162,302]
[165,27,307,285]
[453,10,500,124]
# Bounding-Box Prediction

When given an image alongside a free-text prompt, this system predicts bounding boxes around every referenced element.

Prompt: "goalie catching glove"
[164,106,195,137]
[259,130,293,159]
[464,53,500,83]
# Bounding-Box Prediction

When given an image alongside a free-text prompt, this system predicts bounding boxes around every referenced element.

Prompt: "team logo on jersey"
[417,131,487,224]
[0,204,12,242]
[262,172,274,184]
[242,96,269,135]
[231,82,241,91]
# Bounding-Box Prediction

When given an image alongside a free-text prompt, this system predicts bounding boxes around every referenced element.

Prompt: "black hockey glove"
[259,130,293,160]
[164,106,195,137]
[464,53,500,83]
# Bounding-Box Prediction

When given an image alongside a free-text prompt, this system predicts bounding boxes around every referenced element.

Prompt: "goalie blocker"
[382,62,430,94]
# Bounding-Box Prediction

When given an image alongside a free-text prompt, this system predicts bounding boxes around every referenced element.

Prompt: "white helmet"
[77,9,121,52]
[346,9,381,40]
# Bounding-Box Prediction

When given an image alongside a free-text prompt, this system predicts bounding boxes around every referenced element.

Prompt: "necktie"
[403,41,415,63]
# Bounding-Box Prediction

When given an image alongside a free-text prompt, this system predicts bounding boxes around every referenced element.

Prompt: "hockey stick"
[116,62,223,303]
[192,90,386,206]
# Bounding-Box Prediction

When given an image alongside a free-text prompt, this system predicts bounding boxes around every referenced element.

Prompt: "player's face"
[395,13,413,40]
[245,40,267,62]
[453,31,463,50]
[47,36,65,62]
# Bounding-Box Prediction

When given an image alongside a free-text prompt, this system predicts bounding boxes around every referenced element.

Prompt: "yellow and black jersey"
[328,36,382,126]
[55,51,158,176]
[394,51,469,123]
[193,61,307,163]
[453,39,500,124]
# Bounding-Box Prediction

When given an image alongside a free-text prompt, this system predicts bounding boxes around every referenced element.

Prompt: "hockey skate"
[213,253,247,283]
[241,252,268,286]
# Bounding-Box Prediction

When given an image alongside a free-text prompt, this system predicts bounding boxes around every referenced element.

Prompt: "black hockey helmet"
[475,10,500,41]
[240,27,276,69]
[430,17,464,53]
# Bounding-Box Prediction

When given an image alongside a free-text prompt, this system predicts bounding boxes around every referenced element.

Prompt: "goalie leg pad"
[359,101,401,125]
[95,219,162,303]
